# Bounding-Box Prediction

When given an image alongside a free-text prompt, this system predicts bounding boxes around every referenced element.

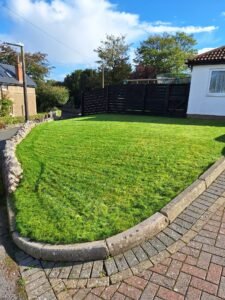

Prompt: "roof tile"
[0,63,36,87]
[187,46,225,66]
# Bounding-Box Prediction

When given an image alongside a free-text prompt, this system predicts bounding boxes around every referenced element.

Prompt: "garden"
[13,114,225,244]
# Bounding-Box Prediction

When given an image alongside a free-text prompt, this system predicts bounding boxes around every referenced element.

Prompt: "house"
[0,61,37,117]
[187,46,225,118]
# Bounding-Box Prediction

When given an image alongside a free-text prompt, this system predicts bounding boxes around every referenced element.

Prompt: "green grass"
[14,114,225,244]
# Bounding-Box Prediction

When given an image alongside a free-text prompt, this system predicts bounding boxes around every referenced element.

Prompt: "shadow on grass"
[71,113,225,128]
[215,134,225,156]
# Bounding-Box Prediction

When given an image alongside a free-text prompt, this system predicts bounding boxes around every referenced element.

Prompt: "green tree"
[36,82,69,112]
[135,32,197,77]
[94,35,132,85]
[0,44,52,81]
[64,69,101,107]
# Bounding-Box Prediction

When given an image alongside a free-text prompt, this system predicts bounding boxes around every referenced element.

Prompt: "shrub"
[0,96,13,117]
[0,112,57,129]
[37,82,69,112]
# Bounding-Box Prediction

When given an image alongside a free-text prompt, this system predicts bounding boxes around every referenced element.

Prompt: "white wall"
[187,64,225,117]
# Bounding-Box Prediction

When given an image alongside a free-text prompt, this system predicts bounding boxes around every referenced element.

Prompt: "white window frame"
[207,68,225,97]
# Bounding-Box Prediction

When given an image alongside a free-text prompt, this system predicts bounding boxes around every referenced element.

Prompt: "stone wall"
[2,120,52,194]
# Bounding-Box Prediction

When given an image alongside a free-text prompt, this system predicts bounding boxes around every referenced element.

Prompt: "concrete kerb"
[12,231,109,262]
[3,121,225,262]
[200,157,225,187]
[106,212,168,256]
[161,157,225,223]
[160,179,206,223]
[9,199,167,261]
[7,195,110,262]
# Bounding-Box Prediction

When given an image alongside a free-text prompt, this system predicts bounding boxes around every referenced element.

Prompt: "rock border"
[3,120,225,262]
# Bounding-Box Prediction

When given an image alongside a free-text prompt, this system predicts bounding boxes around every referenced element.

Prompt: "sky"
[0,0,224,80]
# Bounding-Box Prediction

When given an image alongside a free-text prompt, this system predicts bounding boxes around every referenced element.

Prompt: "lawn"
[14,114,225,244]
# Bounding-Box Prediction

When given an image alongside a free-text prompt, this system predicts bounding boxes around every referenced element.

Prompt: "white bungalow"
[187,46,225,118]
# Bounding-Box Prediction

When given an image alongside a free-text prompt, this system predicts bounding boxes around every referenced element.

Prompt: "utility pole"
[5,42,29,122]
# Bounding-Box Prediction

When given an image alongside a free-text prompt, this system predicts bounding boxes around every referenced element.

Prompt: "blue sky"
[0,0,224,80]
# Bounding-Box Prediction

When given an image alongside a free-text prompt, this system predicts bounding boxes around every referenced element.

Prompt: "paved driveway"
[0,127,20,152]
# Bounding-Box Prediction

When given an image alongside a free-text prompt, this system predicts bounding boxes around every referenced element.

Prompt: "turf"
[14,114,225,244]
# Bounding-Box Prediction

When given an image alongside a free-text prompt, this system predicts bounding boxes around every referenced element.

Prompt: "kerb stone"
[161,179,206,223]
[40,241,109,262]
[106,213,168,256]
[200,157,225,187]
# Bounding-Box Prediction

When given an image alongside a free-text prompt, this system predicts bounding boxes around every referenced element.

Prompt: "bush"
[0,116,24,129]
[0,96,13,117]
[37,82,69,112]
[0,112,58,129]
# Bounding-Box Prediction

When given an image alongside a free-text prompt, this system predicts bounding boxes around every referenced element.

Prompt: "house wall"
[0,85,37,117]
[187,64,225,117]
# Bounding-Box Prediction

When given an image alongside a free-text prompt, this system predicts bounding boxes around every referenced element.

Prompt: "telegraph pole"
[5,42,29,121]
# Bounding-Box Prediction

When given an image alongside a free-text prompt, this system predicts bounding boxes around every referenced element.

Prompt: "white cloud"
[141,24,217,34]
[198,47,215,54]
[151,21,172,26]
[2,0,218,66]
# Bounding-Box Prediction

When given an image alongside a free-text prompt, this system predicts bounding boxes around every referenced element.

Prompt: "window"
[209,70,225,95]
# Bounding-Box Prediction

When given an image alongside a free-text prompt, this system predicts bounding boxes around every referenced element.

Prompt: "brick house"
[0,61,37,117]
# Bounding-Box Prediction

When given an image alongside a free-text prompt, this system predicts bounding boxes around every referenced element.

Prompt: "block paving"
[10,171,225,299]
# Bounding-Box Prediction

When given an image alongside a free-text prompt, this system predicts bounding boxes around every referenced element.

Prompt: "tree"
[64,69,101,107]
[135,32,197,78]
[94,35,132,85]
[0,44,52,81]
[130,64,157,80]
[36,82,69,112]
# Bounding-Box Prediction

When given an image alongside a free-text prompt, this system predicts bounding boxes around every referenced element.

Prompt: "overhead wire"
[2,3,94,68]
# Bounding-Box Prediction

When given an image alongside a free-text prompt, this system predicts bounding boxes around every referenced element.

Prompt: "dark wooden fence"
[81,83,190,117]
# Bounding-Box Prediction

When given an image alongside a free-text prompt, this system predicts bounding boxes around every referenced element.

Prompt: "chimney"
[15,56,23,82]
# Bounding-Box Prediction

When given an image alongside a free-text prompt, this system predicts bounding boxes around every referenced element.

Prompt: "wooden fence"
[81,83,190,117]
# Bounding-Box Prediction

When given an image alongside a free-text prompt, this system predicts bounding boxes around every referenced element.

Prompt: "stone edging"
[161,157,225,223]
[3,120,225,262]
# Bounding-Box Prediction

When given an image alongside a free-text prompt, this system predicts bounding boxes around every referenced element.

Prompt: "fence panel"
[108,85,127,113]
[82,88,107,115]
[82,83,190,117]
[126,85,146,112]
[145,84,170,114]
[167,84,190,115]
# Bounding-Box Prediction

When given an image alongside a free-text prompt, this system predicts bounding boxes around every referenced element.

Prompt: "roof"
[187,46,225,67]
[0,63,36,87]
